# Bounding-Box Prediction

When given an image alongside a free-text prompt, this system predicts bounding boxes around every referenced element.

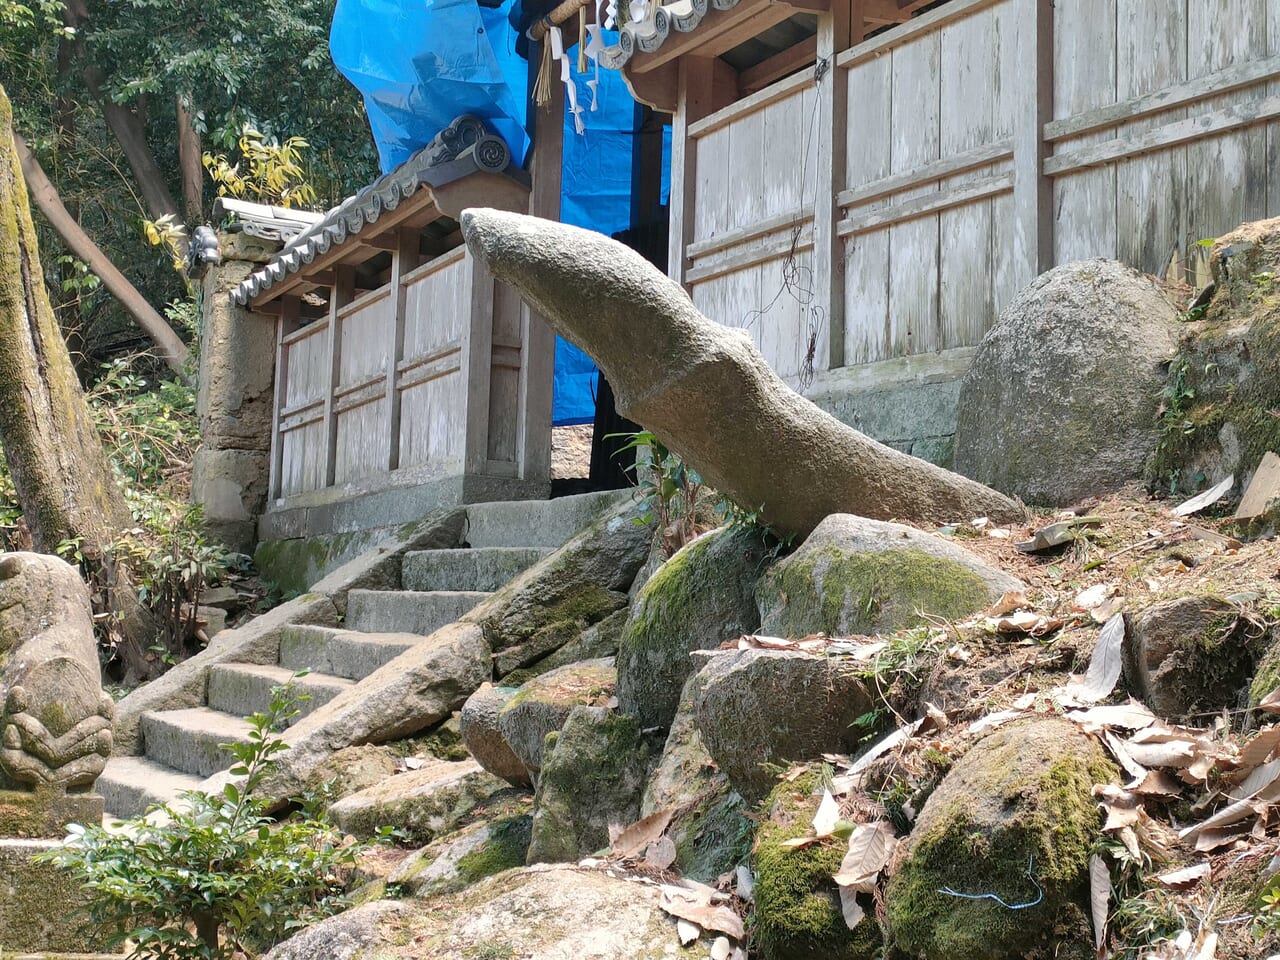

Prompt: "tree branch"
[15,132,190,377]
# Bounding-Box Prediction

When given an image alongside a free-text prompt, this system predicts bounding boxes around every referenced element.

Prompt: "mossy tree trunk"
[0,83,155,676]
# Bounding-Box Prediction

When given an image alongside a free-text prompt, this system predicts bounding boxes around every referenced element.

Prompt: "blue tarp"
[330,0,668,425]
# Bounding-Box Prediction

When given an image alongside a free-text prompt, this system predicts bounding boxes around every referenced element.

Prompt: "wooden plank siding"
[268,242,542,502]
[667,0,1280,383]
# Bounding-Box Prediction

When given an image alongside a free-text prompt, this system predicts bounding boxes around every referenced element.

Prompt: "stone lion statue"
[0,552,114,790]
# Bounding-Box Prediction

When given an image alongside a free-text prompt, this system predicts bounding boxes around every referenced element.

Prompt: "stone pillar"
[192,231,282,554]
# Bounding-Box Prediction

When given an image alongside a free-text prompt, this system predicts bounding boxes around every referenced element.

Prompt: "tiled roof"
[231,115,522,306]
[212,198,324,244]
[598,0,743,70]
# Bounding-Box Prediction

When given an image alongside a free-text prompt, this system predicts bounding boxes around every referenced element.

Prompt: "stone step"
[464,489,630,548]
[401,547,551,592]
[345,589,490,635]
[97,755,204,820]
[278,624,422,680]
[140,707,255,779]
[207,662,354,724]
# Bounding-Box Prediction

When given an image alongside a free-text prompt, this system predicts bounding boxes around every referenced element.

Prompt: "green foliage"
[609,429,706,556]
[204,128,318,209]
[39,681,378,960]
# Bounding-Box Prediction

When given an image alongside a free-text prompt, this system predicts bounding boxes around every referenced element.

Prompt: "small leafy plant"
[608,429,706,557]
[203,128,318,210]
[40,681,374,959]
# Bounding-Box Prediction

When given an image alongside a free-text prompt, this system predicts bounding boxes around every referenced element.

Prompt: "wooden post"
[322,267,355,489]
[385,228,417,472]
[464,255,496,476]
[519,39,561,486]
[669,56,717,286]
[268,296,300,501]
[814,0,853,374]
[1012,0,1054,286]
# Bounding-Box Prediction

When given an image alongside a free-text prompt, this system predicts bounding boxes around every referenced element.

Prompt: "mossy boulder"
[1251,634,1280,708]
[463,500,653,676]
[1123,596,1269,720]
[757,514,1022,639]
[303,744,397,804]
[0,838,117,952]
[327,759,507,843]
[459,683,531,786]
[885,718,1116,960]
[641,675,750,882]
[692,648,879,801]
[527,706,652,864]
[264,865,701,960]
[954,258,1181,505]
[497,658,616,782]
[387,815,533,897]
[500,606,629,687]
[753,773,883,960]
[1149,217,1280,496]
[617,525,770,730]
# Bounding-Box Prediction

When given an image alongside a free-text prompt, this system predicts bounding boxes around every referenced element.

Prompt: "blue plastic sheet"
[330,0,669,425]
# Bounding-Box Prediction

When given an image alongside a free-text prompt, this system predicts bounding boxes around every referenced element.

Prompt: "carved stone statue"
[0,552,113,833]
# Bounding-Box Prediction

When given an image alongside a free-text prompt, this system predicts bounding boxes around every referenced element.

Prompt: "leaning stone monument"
[0,551,116,953]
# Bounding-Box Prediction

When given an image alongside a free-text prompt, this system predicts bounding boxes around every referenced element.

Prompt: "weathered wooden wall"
[269,244,544,502]
[670,0,1280,386]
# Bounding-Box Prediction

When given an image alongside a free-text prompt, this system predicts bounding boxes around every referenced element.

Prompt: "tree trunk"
[0,84,156,676]
[461,208,1026,540]
[176,95,204,226]
[14,132,190,377]
[62,0,182,227]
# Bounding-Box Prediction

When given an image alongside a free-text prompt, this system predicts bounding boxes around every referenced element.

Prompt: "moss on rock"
[885,718,1115,960]
[1250,635,1280,707]
[753,773,882,960]
[454,815,533,885]
[526,706,652,864]
[617,526,768,730]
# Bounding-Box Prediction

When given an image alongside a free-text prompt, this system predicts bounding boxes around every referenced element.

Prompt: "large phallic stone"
[461,209,1024,540]
[462,498,653,676]
[617,525,768,731]
[496,658,617,783]
[757,514,1023,639]
[526,706,651,864]
[1123,596,1268,720]
[264,865,700,960]
[886,718,1116,960]
[692,648,879,801]
[0,553,114,834]
[954,259,1181,505]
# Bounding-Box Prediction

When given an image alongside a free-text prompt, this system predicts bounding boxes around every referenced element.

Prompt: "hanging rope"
[533,22,556,108]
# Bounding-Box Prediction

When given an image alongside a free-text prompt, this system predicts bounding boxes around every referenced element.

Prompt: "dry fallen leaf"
[710,937,732,960]
[1094,783,1143,831]
[1239,726,1280,768]
[1089,854,1109,952]
[1155,862,1211,889]
[658,885,744,941]
[839,886,865,930]
[611,808,674,859]
[676,919,700,946]
[985,590,1030,617]
[1259,688,1280,715]
[832,821,896,892]
[645,835,677,871]
[812,790,840,837]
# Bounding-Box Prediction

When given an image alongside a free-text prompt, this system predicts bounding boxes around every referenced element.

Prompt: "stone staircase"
[98,491,625,819]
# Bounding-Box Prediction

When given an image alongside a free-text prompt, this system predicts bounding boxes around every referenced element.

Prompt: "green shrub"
[39,682,382,959]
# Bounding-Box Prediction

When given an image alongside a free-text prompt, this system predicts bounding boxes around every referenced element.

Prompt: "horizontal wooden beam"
[1044,95,1280,177]
[688,67,812,139]
[838,139,1013,207]
[836,171,1013,236]
[1044,55,1280,143]
[739,35,817,93]
[685,223,815,284]
[628,0,807,74]
[837,0,1003,69]
[686,206,812,260]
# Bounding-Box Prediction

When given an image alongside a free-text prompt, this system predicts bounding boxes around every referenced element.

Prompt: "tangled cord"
[937,855,1045,910]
